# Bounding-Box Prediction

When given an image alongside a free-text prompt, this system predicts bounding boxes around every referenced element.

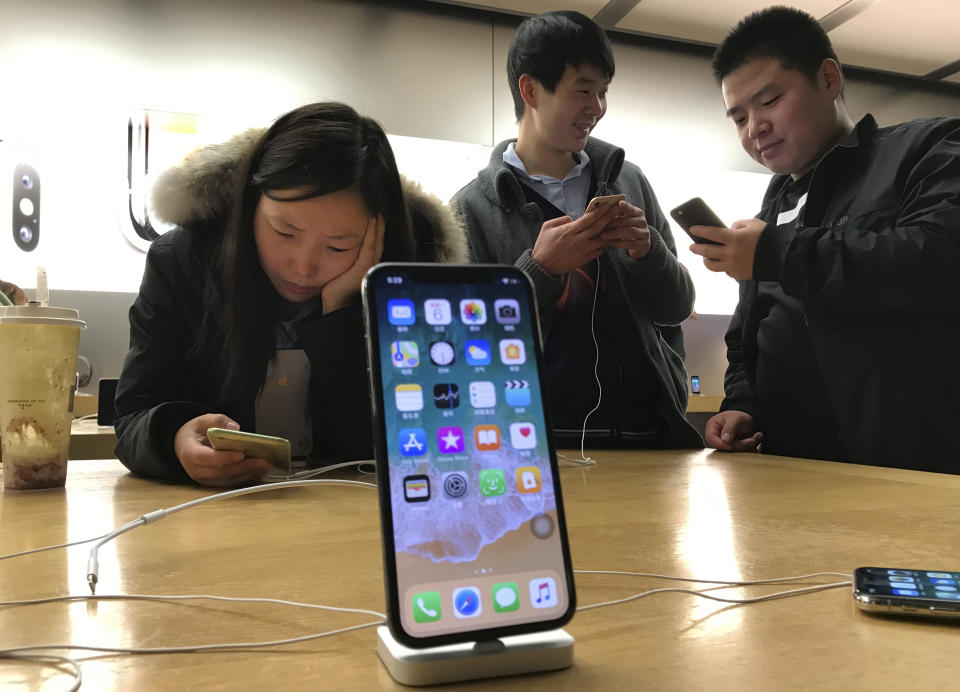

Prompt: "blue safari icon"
[453,586,482,618]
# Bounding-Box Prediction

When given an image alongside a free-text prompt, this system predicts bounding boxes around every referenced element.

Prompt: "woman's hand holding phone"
[322,213,386,314]
[174,414,272,487]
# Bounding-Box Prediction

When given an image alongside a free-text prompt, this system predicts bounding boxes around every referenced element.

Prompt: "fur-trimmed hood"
[151,128,468,263]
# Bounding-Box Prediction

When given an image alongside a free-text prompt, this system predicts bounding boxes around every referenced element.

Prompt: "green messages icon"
[492,582,520,612]
[413,591,442,623]
[479,468,506,497]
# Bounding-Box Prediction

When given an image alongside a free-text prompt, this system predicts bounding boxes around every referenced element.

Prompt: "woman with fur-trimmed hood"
[114,102,467,486]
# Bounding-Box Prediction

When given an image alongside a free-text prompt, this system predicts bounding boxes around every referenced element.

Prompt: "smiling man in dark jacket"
[689,7,960,472]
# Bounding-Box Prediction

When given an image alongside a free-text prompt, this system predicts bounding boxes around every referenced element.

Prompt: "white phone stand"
[376,626,574,686]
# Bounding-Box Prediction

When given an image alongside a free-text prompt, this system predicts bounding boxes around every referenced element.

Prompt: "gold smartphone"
[206,428,291,475]
[585,193,625,213]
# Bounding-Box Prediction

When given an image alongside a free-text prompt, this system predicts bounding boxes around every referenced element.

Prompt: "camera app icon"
[494,299,520,325]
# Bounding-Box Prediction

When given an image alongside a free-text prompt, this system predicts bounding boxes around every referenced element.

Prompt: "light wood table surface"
[2,450,959,690]
[684,395,723,413]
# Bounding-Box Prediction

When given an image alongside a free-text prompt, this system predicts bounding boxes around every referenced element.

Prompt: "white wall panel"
[0,0,495,294]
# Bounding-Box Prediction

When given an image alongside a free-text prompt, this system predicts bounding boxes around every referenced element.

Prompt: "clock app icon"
[429,340,456,366]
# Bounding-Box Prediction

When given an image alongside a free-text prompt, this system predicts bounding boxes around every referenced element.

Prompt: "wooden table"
[2,450,959,690]
[684,395,723,413]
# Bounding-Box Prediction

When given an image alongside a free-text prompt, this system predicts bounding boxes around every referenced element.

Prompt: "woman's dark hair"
[197,101,415,405]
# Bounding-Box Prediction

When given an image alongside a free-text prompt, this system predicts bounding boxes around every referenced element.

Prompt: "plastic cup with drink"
[0,284,85,490]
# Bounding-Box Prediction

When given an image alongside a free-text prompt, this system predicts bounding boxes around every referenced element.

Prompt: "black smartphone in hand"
[362,263,576,649]
[670,197,726,245]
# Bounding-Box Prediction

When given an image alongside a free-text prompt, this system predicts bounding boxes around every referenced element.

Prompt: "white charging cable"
[0,570,852,691]
[0,592,385,692]
[573,569,853,611]
[86,476,376,595]
[264,458,377,481]
[557,258,602,468]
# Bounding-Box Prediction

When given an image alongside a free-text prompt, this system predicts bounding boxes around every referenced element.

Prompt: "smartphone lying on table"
[669,197,726,245]
[853,567,960,620]
[362,263,576,649]
[206,428,291,476]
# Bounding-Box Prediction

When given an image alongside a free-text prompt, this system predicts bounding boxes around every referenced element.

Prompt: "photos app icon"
[460,299,486,325]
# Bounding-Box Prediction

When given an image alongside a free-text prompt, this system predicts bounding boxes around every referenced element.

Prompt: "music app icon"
[528,577,558,609]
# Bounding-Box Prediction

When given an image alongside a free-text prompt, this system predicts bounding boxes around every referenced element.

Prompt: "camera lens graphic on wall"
[121,109,201,252]
[12,162,41,252]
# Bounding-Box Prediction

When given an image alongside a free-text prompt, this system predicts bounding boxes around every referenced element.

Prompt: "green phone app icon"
[412,591,442,623]
[492,582,520,612]
[479,468,506,497]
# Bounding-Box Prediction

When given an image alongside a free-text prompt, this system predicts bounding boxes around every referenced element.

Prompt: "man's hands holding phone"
[688,219,766,280]
[600,202,653,259]
[670,197,764,280]
[531,198,650,276]
[174,414,272,487]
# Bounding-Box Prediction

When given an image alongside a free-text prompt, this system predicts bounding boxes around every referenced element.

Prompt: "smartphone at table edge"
[669,197,725,245]
[361,262,576,649]
[853,566,960,619]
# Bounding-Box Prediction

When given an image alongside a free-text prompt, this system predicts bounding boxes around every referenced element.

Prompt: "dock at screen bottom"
[404,569,566,635]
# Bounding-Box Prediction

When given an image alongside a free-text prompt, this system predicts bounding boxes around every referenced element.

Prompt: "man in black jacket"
[689,7,960,472]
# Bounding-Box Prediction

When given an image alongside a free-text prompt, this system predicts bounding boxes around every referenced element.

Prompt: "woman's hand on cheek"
[321,214,386,314]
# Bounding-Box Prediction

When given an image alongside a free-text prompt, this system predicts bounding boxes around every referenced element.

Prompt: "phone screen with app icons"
[855,568,960,601]
[362,264,575,647]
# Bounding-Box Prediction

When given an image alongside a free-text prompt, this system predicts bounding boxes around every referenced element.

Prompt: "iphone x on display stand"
[362,263,576,684]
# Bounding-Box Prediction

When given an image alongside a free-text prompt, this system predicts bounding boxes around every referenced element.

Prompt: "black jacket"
[722,115,960,472]
[114,129,468,482]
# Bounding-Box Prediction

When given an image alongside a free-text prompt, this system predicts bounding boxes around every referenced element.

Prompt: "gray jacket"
[451,137,702,448]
